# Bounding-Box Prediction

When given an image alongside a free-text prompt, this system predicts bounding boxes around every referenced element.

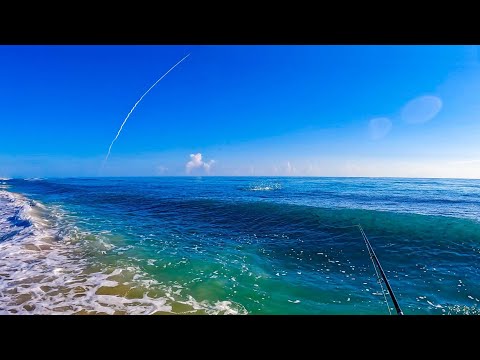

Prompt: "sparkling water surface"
[1,177,479,314]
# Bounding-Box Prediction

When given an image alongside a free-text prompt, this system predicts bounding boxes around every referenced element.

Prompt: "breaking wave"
[0,190,247,315]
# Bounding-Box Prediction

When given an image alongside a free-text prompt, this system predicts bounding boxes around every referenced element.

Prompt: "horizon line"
[4,175,480,181]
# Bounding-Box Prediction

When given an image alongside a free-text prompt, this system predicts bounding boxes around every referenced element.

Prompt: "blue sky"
[1,45,479,178]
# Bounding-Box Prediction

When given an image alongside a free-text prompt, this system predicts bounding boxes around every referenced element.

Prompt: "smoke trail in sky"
[102,53,190,167]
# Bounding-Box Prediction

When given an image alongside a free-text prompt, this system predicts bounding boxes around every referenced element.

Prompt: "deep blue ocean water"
[1,177,479,314]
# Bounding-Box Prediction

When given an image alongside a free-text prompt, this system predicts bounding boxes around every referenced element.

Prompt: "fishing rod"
[357,224,403,315]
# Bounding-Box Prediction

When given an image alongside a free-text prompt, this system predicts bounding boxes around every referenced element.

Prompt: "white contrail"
[103,53,190,167]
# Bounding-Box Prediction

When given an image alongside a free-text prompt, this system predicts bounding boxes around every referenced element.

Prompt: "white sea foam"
[178,295,247,315]
[0,190,247,315]
[446,304,480,315]
[245,183,282,192]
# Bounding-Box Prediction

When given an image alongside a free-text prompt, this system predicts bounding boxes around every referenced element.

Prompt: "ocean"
[1,177,479,315]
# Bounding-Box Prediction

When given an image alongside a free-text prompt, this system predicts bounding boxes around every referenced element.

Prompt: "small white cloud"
[286,161,296,175]
[401,95,442,124]
[156,165,168,174]
[186,153,203,172]
[203,159,215,174]
[306,163,314,174]
[368,117,392,140]
[185,153,215,174]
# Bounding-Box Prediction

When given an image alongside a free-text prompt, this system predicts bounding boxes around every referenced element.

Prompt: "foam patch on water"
[178,296,247,315]
[446,304,480,315]
[0,190,247,315]
[243,183,282,192]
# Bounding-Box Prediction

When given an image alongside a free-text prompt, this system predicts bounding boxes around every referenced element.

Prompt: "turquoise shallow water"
[1,177,480,314]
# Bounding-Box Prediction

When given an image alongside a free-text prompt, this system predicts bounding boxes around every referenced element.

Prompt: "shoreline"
[0,189,245,315]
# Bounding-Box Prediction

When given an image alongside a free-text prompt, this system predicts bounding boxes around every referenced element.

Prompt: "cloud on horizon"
[185,153,215,174]
[156,165,168,175]
[286,161,296,175]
